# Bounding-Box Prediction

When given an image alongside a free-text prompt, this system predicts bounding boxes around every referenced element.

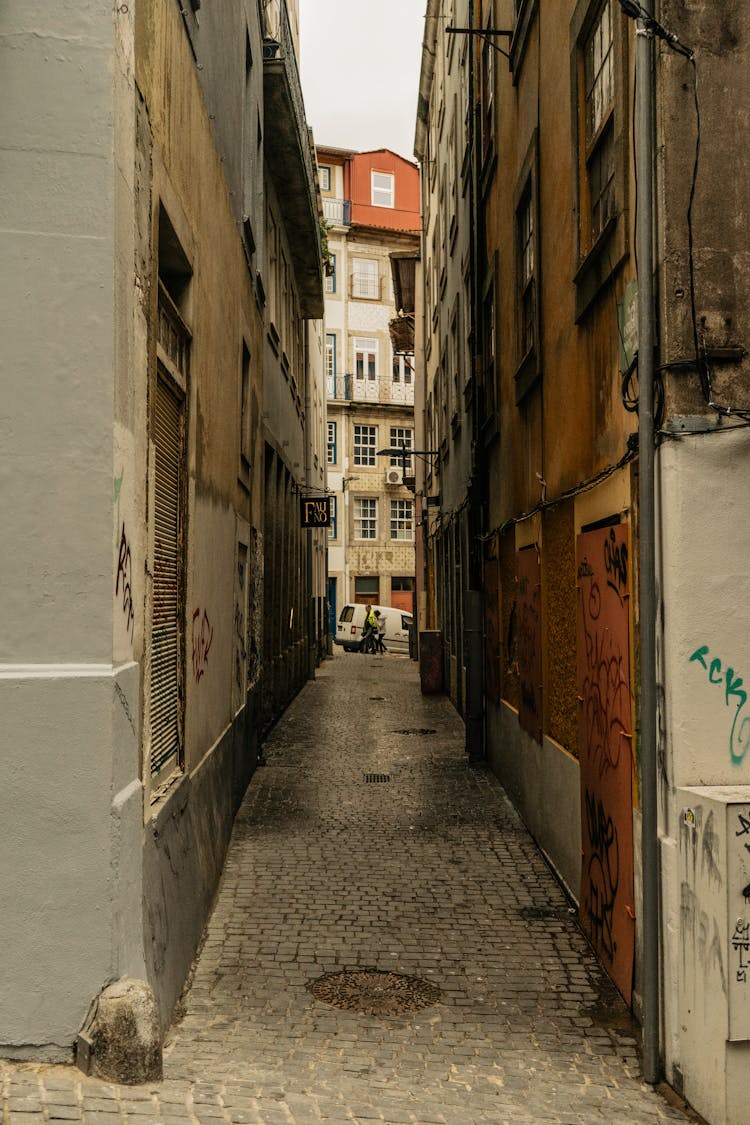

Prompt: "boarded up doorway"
[576,522,635,1004]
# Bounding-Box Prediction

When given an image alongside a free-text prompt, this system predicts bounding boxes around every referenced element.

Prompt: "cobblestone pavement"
[2,652,698,1125]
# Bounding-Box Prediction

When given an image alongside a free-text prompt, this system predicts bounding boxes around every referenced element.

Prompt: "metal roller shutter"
[150,374,183,776]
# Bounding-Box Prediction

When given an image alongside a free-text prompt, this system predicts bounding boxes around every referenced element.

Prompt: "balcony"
[263,0,323,318]
[322,197,351,226]
[326,373,415,407]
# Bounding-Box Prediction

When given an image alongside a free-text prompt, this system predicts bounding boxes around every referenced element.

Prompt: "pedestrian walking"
[361,603,378,654]
[375,609,387,653]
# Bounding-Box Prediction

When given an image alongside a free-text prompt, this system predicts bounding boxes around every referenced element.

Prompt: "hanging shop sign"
[300,495,331,528]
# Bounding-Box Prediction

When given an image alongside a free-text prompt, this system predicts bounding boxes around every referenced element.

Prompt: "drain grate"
[364,773,390,783]
[390,728,437,736]
[307,969,440,1016]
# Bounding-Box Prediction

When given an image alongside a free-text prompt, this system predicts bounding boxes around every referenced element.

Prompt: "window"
[585,1,615,242]
[371,171,395,208]
[510,0,538,76]
[353,424,377,466]
[319,165,331,191]
[325,333,336,380]
[392,353,413,385]
[240,341,251,472]
[514,129,540,401]
[518,189,535,358]
[352,258,379,299]
[390,499,414,541]
[572,0,628,316]
[355,575,379,604]
[324,252,336,294]
[327,421,337,465]
[389,427,413,471]
[481,271,498,420]
[354,338,377,381]
[355,497,377,539]
[328,495,338,539]
[480,15,495,157]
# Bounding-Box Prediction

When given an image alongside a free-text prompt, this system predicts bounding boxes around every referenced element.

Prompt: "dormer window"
[371,171,395,208]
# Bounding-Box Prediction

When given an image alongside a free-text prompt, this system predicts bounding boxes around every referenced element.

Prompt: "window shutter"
[150,374,183,776]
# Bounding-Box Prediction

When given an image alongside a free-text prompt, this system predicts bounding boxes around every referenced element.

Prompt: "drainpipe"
[634,5,659,1085]
[304,322,316,680]
[464,0,485,763]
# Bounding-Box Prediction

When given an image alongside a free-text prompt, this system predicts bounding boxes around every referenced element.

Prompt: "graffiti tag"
[192,608,214,683]
[584,789,620,963]
[689,645,750,764]
[116,522,135,640]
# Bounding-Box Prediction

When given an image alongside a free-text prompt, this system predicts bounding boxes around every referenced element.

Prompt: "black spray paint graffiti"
[114,681,136,738]
[680,881,727,995]
[584,789,620,963]
[192,608,214,683]
[579,575,630,779]
[603,526,628,601]
[116,522,135,640]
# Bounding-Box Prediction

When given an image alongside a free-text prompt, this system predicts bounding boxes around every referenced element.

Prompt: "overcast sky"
[299,0,425,162]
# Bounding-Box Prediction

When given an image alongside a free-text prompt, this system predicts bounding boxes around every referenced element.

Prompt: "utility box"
[419,631,443,694]
[676,786,750,1125]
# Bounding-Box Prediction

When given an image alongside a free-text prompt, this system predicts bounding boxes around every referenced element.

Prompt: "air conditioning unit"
[385,467,403,486]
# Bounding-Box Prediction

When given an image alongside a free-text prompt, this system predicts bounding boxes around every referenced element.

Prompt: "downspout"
[465,0,485,763]
[304,322,316,680]
[634,5,659,1085]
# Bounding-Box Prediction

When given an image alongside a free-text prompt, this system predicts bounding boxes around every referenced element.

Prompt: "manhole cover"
[390,728,437,736]
[364,773,390,783]
[307,970,440,1016]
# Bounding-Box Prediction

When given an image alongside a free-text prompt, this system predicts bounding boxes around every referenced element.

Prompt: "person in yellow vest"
[361,604,378,653]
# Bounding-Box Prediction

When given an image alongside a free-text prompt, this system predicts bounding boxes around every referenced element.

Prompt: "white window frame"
[355,497,377,540]
[327,420,337,465]
[371,170,395,208]
[352,258,379,299]
[354,337,378,382]
[389,427,413,470]
[390,499,414,541]
[353,423,377,466]
[319,165,331,191]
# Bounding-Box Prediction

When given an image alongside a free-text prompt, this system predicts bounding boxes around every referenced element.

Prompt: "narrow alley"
[2,653,693,1125]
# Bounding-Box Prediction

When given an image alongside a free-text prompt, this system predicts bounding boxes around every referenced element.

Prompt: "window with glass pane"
[354,338,377,381]
[371,171,395,208]
[353,424,377,465]
[325,252,336,294]
[355,497,377,539]
[328,495,337,538]
[325,334,336,381]
[389,427,413,470]
[392,354,414,384]
[390,499,414,541]
[352,258,379,299]
[327,420,337,465]
[319,165,331,191]
[585,0,615,243]
[519,187,535,357]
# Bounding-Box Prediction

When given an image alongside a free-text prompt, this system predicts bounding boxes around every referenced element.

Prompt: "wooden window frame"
[514,130,541,403]
[570,0,630,320]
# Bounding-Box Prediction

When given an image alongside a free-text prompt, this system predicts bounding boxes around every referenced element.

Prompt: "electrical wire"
[477,445,637,544]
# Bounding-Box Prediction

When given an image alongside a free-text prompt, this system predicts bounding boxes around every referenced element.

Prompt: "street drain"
[390,728,437,736]
[307,970,441,1016]
[364,773,390,783]
[369,696,386,701]
[518,904,576,922]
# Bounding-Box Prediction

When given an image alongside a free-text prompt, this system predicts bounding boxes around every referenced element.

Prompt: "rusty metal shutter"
[150,374,183,776]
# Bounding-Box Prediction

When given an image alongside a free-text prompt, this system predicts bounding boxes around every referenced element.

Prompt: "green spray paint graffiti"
[690,645,750,765]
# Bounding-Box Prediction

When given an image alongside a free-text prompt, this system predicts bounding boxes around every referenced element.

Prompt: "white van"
[335,603,413,654]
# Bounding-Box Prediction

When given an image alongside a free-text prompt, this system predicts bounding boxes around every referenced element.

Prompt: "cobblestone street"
[2,652,695,1125]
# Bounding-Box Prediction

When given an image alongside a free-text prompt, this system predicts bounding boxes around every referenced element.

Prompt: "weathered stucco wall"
[0,0,138,1057]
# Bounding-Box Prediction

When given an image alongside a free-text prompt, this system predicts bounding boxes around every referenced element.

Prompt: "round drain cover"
[307,969,440,1016]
